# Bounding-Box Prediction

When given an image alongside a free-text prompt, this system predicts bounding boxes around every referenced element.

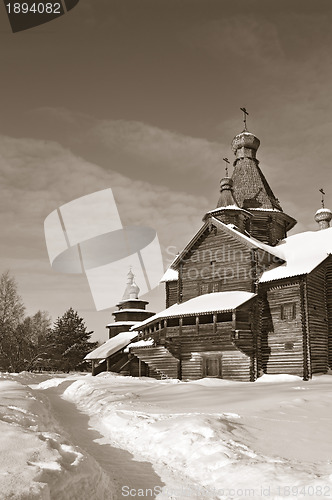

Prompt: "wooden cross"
[240,107,249,130]
[319,188,326,208]
[223,157,230,177]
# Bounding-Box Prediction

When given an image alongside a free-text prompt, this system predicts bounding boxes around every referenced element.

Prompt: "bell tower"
[230,109,296,245]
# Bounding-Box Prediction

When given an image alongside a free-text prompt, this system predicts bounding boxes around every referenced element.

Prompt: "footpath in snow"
[1,371,332,499]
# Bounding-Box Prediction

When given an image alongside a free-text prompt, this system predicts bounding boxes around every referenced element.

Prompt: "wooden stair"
[130,346,180,379]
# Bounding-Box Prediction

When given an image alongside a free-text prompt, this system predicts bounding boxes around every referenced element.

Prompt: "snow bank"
[0,376,117,500]
[63,374,332,499]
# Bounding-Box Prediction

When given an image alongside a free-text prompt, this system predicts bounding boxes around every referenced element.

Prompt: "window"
[281,303,296,321]
[198,281,221,295]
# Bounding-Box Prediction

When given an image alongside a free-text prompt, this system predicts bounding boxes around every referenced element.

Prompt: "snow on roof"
[85,331,138,360]
[124,338,155,351]
[113,309,152,314]
[315,208,332,214]
[206,205,251,214]
[260,228,332,283]
[248,208,282,212]
[106,321,138,327]
[211,218,284,260]
[133,291,256,329]
[160,267,178,282]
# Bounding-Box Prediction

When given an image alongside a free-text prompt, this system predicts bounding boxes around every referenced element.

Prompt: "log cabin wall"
[265,282,304,376]
[179,228,253,302]
[306,263,329,374]
[165,317,252,381]
[257,292,274,374]
[327,257,332,368]
[166,281,178,308]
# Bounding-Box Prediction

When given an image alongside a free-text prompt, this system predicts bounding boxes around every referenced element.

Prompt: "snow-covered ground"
[1,371,332,499]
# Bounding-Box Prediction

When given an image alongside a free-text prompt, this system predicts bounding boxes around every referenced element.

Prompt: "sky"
[0,0,331,341]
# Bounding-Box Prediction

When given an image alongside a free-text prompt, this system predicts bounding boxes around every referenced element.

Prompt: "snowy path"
[42,381,165,498]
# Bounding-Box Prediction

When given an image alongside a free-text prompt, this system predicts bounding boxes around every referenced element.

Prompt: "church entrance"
[201,352,222,378]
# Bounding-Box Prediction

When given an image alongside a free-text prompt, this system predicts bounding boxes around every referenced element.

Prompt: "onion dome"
[129,279,140,299]
[231,130,260,163]
[217,177,239,208]
[122,268,139,300]
[314,207,332,230]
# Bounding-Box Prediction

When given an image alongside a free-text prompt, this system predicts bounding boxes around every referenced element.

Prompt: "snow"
[133,291,256,329]
[62,373,332,498]
[207,205,248,212]
[125,338,155,351]
[106,320,138,327]
[211,217,285,260]
[315,207,332,214]
[1,371,332,499]
[85,331,138,360]
[260,227,332,282]
[159,267,178,282]
[113,308,154,313]
[0,376,116,499]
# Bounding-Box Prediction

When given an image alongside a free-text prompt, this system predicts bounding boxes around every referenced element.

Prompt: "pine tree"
[48,308,97,372]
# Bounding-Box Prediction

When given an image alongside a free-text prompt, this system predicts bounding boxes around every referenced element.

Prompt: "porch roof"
[85,330,138,360]
[132,291,256,329]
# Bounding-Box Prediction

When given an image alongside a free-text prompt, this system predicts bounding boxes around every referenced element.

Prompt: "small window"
[198,281,220,295]
[284,341,294,350]
[281,303,296,321]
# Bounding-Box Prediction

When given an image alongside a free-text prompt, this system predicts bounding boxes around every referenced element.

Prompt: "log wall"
[266,283,304,376]
[180,228,253,302]
[166,281,178,308]
[327,258,332,368]
[166,321,252,381]
[306,264,329,374]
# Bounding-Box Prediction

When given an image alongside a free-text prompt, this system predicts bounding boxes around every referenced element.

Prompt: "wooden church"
[87,116,332,381]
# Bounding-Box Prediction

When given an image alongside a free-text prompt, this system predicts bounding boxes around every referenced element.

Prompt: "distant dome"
[314,207,332,230]
[231,130,260,154]
[129,280,140,299]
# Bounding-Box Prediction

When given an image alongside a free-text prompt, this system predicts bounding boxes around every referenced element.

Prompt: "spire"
[231,112,282,211]
[315,189,332,230]
[122,268,140,300]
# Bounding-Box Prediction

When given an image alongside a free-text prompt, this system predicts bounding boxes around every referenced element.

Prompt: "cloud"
[0,127,212,324]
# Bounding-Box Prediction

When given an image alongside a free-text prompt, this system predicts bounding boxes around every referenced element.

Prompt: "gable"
[172,217,283,271]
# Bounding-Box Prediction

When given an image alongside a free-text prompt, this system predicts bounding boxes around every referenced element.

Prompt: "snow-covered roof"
[171,218,284,270]
[124,338,155,351]
[85,331,138,360]
[160,267,178,282]
[260,228,332,283]
[133,291,256,329]
[113,309,152,314]
[106,321,138,327]
[211,218,284,260]
[315,208,332,215]
[206,206,253,216]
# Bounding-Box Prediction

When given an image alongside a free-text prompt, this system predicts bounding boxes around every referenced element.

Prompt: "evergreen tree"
[48,308,97,372]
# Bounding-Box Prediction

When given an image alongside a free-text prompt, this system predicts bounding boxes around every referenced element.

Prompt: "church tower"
[106,269,155,339]
[230,112,296,245]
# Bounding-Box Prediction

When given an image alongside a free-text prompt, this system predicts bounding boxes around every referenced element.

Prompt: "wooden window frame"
[281,303,296,321]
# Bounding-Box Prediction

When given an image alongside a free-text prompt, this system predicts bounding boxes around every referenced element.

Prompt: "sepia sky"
[0,0,331,341]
